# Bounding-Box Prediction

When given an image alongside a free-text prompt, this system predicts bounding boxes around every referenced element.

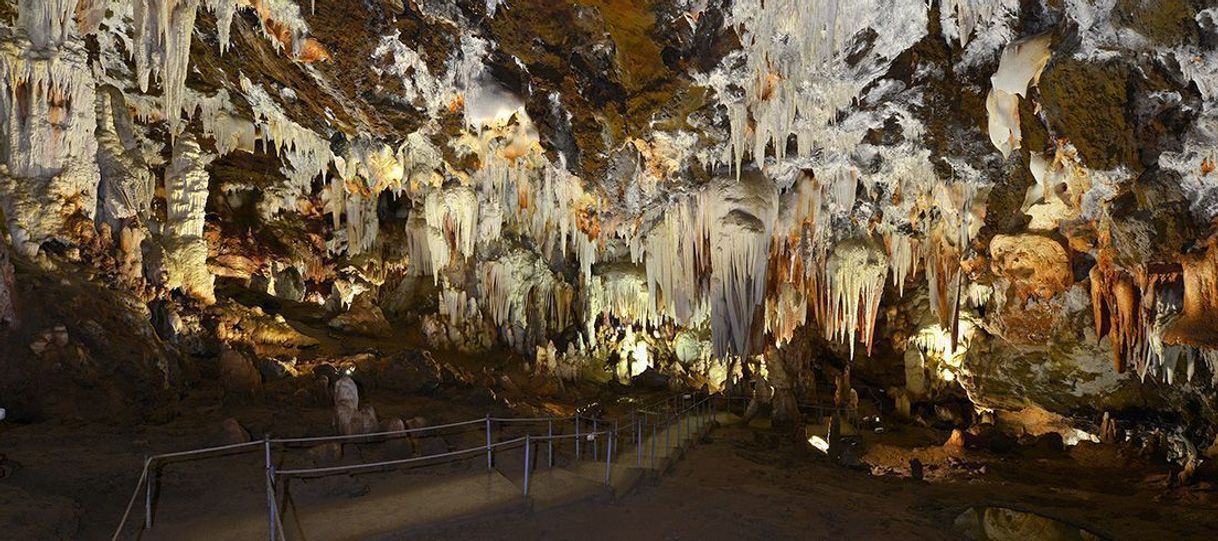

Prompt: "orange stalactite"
[1090,262,1145,374]
[1164,240,1218,350]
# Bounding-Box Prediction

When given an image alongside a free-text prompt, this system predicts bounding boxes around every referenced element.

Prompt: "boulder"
[216,418,251,445]
[631,366,670,389]
[357,350,443,394]
[944,429,968,452]
[327,295,392,338]
[218,348,261,393]
[308,443,343,465]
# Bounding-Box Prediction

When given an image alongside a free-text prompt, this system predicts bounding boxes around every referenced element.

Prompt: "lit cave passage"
[1,0,1218,539]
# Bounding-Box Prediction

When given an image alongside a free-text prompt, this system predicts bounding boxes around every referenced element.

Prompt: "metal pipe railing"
[264,436,276,541]
[115,391,726,540]
[277,435,531,477]
[271,417,486,445]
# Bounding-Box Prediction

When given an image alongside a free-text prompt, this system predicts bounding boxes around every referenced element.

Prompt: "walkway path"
[137,403,735,540]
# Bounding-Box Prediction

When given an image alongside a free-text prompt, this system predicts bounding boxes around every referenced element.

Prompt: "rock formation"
[0,0,1216,454]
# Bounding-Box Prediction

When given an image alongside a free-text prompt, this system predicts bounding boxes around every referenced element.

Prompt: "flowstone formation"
[0,0,1217,460]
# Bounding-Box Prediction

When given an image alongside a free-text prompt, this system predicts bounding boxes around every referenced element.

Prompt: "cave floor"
[415,421,1218,540]
[2,396,1217,540]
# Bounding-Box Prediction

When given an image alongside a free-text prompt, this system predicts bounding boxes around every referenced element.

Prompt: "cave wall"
[0,0,1215,443]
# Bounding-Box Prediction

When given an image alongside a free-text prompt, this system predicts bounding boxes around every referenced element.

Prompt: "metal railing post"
[605,433,613,485]
[679,399,685,443]
[593,419,599,461]
[689,399,694,437]
[575,414,581,461]
[636,416,642,467]
[264,436,275,541]
[144,456,153,530]
[665,409,670,450]
[523,434,531,497]
[613,419,619,453]
[485,415,492,470]
[547,419,554,468]
[651,417,657,469]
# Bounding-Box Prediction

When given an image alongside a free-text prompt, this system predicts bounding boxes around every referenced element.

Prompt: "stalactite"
[438,287,468,327]
[424,185,479,267]
[16,0,77,48]
[718,0,926,171]
[239,75,333,211]
[405,213,433,277]
[885,232,920,298]
[0,1,100,252]
[985,33,1052,158]
[1164,241,1218,351]
[700,171,778,358]
[926,229,962,337]
[824,237,889,359]
[133,0,200,135]
[192,90,257,155]
[585,264,658,332]
[480,250,572,352]
[640,197,703,324]
[205,0,237,54]
[1090,264,1143,374]
[940,0,1006,47]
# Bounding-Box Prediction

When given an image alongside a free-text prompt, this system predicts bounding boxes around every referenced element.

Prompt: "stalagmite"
[158,134,216,304]
[334,375,379,436]
[96,86,155,230]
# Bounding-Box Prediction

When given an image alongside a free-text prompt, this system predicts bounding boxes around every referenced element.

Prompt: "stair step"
[521,467,611,511]
[566,461,646,499]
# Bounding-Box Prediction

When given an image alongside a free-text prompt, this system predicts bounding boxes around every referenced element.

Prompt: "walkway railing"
[111,391,726,541]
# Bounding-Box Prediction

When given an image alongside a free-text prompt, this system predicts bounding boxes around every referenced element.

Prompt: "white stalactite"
[0,1,100,253]
[700,170,778,358]
[825,236,889,359]
[133,0,200,135]
[985,33,1052,158]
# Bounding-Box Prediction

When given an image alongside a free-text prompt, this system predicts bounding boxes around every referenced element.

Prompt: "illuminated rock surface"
[1,1,1218,538]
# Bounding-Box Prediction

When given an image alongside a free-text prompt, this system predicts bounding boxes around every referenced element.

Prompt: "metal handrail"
[271,417,486,445]
[276,435,534,477]
[113,390,717,540]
